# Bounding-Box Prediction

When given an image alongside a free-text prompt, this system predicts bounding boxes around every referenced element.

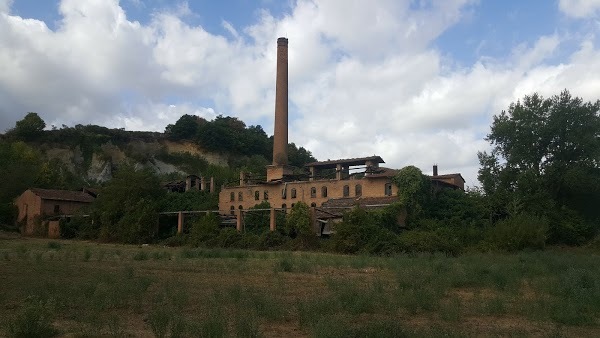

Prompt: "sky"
[1,0,600,187]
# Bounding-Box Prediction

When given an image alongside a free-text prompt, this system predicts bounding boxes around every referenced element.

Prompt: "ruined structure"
[15,188,95,237]
[218,38,464,233]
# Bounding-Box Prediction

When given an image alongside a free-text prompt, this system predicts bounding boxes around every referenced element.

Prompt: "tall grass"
[2,238,600,336]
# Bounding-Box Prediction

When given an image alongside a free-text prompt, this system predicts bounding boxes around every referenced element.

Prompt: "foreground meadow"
[1,234,599,337]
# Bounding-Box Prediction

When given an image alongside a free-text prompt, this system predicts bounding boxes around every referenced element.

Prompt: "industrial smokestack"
[433,164,438,176]
[272,37,289,166]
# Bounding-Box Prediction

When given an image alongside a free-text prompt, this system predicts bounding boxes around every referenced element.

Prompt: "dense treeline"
[165,114,316,168]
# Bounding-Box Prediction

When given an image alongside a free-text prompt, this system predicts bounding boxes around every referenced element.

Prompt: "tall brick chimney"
[272,37,288,166]
[266,37,293,182]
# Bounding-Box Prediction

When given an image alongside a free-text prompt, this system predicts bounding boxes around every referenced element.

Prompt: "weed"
[148,306,171,338]
[7,297,58,338]
[47,242,62,250]
[133,251,149,261]
[83,248,92,261]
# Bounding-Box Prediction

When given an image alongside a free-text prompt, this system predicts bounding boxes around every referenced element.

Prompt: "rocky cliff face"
[43,139,228,182]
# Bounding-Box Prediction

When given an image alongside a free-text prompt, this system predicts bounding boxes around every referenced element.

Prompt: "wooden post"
[200,176,206,191]
[177,211,184,234]
[210,177,215,193]
[236,209,243,232]
[270,208,276,232]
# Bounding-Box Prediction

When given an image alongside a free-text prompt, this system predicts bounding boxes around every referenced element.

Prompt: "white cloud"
[559,0,600,18]
[0,0,599,187]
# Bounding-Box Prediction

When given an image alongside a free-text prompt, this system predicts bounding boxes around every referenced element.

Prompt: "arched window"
[282,189,287,199]
[291,203,295,208]
[385,183,393,196]
[291,188,297,199]
[254,191,260,200]
[282,203,287,211]
[238,191,243,201]
[321,186,328,198]
[264,190,269,200]
[310,202,316,207]
[310,187,316,198]
[230,205,235,215]
[355,184,362,196]
[230,192,235,202]
[239,205,243,209]
[343,185,350,197]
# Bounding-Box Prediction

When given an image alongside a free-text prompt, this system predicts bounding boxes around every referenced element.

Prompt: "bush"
[188,213,220,246]
[484,213,548,251]
[215,227,243,248]
[259,230,289,249]
[7,298,58,338]
[162,234,187,247]
[547,207,597,245]
[397,230,461,255]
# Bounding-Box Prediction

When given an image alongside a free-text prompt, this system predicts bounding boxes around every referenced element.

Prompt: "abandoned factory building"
[218,37,464,217]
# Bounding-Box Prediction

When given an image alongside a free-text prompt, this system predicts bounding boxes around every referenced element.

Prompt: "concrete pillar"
[239,171,245,186]
[196,177,201,190]
[210,177,215,193]
[269,208,276,232]
[336,164,342,180]
[310,207,318,235]
[272,37,289,166]
[200,176,206,191]
[177,211,183,234]
[309,166,315,181]
[185,176,192,191]
[236,209,243,232]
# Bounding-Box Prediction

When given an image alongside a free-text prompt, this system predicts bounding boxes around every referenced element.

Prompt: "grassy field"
[1,233,600,337]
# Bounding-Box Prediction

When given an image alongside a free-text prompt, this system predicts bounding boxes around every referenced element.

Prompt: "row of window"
[230,183,392,202]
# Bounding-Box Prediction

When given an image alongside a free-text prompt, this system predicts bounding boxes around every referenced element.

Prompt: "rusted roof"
[30,188,96,203]
[430,173,465,183]
[316,195,399,219]
[366,167,398,178]
[305,156,385,169]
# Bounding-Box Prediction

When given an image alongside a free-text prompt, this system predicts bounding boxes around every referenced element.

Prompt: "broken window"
[238,191,243,201]
[53,205,60,214]
[385,183,393,196]
[310,187,316,198]
[343,185,349,197]
[255,191,260,200]
[321,186,328,198]
[230,192,235,202]
[230,205,235,215]
[355,184,362,196]
[291,188,297,199]
[264,190,269,200]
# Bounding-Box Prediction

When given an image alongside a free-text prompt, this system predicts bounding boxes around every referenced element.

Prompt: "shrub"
[484,213,548,251]
[162,234,187,247]
[547,207,597,245]
[215,227,243,248]
[7,298,58,338]
[259,230,288,249]
[188,213,220,246]
[397,230,461,255]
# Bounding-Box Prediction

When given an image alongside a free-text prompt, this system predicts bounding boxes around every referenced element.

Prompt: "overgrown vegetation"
[3,90,600,255]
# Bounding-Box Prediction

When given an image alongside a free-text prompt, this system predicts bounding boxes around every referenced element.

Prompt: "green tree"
[165,114,205,140]
[11,112,46,141]
[0,141,43,226]
[285,201,311,237]
[93,165,166,243]
[392,166,431,226]
[478,90,600,243]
